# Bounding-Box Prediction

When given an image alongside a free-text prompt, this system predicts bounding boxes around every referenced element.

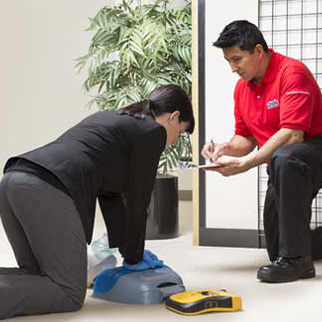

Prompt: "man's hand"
[201,135,257,163]
[205,158,250,176]
[202,129,303,177]
[201,142,229,163]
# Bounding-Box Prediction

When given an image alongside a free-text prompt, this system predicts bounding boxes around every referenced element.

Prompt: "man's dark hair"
[213,20,268,53]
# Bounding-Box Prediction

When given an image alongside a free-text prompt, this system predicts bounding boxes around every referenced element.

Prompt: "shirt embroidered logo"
[286,90,310,96]
[266,99,279,109]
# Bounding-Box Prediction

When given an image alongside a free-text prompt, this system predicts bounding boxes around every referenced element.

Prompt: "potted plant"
[76,0,192,239]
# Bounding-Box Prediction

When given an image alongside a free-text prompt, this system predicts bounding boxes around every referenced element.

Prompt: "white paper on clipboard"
[177,161,223,170]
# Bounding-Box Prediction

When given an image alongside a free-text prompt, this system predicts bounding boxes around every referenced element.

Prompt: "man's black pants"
[264,136,322,261]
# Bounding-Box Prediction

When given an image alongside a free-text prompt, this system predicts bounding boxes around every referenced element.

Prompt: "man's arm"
[226,135,258,157]
[213,128,304,176]
[243,128,304,169]
[202,135,257,162]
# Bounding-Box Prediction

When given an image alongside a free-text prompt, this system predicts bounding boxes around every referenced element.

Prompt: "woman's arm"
[121,125,166,265]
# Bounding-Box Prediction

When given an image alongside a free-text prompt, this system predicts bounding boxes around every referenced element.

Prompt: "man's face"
[223,46,262,82]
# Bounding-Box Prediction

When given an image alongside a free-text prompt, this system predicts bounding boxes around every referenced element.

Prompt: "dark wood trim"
[199,228,260,248]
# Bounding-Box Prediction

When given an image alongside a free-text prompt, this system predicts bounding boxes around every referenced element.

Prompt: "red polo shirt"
[234,49,322,147]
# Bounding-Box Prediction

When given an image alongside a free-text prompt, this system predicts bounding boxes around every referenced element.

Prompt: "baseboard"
[179,189,192,201]
[199,227,260,248]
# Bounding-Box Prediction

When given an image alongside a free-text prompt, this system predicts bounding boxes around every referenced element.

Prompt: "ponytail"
[117,99,157,119]
[117,84,194,134]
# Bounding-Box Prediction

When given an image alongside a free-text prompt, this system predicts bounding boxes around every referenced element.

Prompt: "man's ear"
[254,44,265,56]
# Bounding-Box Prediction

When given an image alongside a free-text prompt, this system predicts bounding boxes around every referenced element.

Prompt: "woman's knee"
[64,286,87,312]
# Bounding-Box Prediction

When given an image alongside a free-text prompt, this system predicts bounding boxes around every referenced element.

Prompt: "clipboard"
[198,164,223,170]
[177,162,223,170]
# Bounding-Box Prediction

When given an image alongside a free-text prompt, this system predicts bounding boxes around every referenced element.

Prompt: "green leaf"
[76,0,192,173]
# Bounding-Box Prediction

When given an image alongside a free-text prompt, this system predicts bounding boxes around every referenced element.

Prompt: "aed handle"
[159,285,186,301]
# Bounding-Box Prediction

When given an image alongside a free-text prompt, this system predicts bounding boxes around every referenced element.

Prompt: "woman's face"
[165,112,190,146]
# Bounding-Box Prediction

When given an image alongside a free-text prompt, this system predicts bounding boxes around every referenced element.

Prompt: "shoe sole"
[257,269,316,283]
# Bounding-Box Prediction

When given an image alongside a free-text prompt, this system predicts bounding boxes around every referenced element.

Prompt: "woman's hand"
[123,250,163,271]
[143,250,163,268]
[122,260,151,271]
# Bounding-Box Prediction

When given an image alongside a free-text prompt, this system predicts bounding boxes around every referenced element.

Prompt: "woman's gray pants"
[0,171,87,320]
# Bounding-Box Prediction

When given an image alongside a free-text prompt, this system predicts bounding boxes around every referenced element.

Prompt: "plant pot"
[145,174,179,240]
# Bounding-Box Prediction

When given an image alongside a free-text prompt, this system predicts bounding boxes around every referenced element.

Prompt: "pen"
[210,138,214,154]
[210,138,215,163]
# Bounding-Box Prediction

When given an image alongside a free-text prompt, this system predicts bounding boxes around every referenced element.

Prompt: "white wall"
[204,0,259,229]
[0,0,113,172]
[0,0,192,248]
[0,0,192,192]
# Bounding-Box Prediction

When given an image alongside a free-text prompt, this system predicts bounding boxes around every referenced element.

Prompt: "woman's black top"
[4,111,167,264]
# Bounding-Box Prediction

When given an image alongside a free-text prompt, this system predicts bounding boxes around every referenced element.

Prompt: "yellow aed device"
[165,289,242,315]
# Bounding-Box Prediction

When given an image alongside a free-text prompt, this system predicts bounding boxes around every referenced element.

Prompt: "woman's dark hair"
[117,84,195,134]
[213,20,268,53]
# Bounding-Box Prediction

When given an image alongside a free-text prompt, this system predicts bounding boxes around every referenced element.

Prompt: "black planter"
[145,174,179,240]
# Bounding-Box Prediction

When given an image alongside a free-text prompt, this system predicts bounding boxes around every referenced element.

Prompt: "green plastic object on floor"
[87,233,117,287]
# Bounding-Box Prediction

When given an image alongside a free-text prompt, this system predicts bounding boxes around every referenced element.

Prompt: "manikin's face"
[223,45,263,82]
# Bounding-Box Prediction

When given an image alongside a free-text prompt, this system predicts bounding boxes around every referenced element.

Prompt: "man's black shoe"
[257,255,315,283]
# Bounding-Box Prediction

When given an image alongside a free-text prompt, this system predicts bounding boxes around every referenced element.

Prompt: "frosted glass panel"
[273,16,287,30]
[288,30,301,45]
[303,29,317,43]
[288,1,302,15]
[274,1,287,16]
[304,1,317,14]
[260,17,272,31]
[304,15,317,29]
[274,31,287,44]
